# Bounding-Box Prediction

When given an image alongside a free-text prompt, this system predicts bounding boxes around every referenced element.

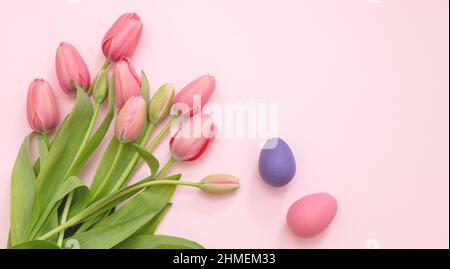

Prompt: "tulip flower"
[102,13,143,62]
[170,114,216,162]
[55,42,91,94]
[148,83,175,124]
[199,174,240,193]
[173,74,215,115]
[27,79,59,133]
[115,96,147,143]
[114,57,141,108]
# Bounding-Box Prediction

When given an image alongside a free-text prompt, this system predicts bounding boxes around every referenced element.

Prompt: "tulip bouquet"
[8,13,239,249]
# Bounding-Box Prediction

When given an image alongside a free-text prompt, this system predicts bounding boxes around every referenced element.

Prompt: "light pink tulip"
[115,96,146,143]
[102,13,143,61]
[199,174,240,193]
[170,114,216,162]
[114,57,141,108]
[27,79,59,133]
[173,74,215,115]
[55,42,91,94]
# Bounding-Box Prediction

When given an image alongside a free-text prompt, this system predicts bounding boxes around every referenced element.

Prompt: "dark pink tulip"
[115,96,146,143]
[174,74,215,115]
[102,13,143,61]
[55,42,91,94]
[114,57,141,108]
[170,114,217,162]
[27,79,59,133]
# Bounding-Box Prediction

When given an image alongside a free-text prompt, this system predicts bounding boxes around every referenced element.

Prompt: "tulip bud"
[173,74,215,115]
[115,96,147,143]
[102,13,143,62]
[27,79,59,133]
[170,114,216,162]
[92,69,109,104]
[199,174,240,193]
[114,57,141,108]
[148,83,175,124]
[55,42,91,94]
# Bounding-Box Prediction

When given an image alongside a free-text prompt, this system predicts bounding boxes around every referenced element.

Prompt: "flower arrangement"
[8,12,239,249]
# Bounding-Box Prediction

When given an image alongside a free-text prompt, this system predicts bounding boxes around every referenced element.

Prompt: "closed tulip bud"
[148,83,175,124]
[92,69,109,104]
[55,42,91,94]
[173,74,215,115]
[114,57,141,108]
[199,174,240,193]
[27,79,59,133]
[115,96,146,143]
[102,13,143,62]
[170,114,216,162]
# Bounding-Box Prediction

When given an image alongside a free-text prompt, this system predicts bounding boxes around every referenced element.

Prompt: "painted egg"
[258,137,296,187]
[286,193,337,238]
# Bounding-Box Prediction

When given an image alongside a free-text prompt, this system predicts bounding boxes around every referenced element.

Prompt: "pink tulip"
[173,74,215,115]
[199,174,240,193]
[115,96,146,143]
[27,79,59,133]
[55,42,91,94]
[170,114,217,162]
[114,57,141,108]
[102,13,143,61]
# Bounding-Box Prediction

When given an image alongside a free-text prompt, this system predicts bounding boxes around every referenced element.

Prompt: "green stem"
[101,59,112,70]
[110,123,155,193]
[38,179,200,241]
[68,103,101,176]
[55,102,101,244]
[90,143,125,201]
[57,192,73,247]
[37,133,49,168]
[155,157,176,181]
[147,116,177,152]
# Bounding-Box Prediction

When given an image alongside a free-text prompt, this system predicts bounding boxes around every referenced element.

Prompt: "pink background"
[0,0,448,248]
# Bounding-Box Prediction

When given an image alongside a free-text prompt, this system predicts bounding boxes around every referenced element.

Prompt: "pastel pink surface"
[0,0,448,248]
[286,193,338,238]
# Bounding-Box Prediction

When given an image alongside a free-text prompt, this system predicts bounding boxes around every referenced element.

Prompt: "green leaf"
[52,176,89,204]
[29,88,93,238]
[10,240,60,249]
[32,177,90,240]
[137,203,172,235]
[115,235,204,249]
[69,76,115,174]
[139,71,150,104]
[89,122,149,203]
[133,144,159,177]
[50,176,90,220]
[68,78,115,217]
[66,175,181,231]
[7,230,11,248]
[10,135,36,246]
[33,114,70,176]
[65,210,161,249]
[38,208,59,243]
[95,175,180,229]
[89,138,137,202]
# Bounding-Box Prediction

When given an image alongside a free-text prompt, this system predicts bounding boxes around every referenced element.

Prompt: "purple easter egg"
[258,138,296,187]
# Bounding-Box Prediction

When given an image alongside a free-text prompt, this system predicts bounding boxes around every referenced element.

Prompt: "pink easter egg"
[286,193,337,238]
